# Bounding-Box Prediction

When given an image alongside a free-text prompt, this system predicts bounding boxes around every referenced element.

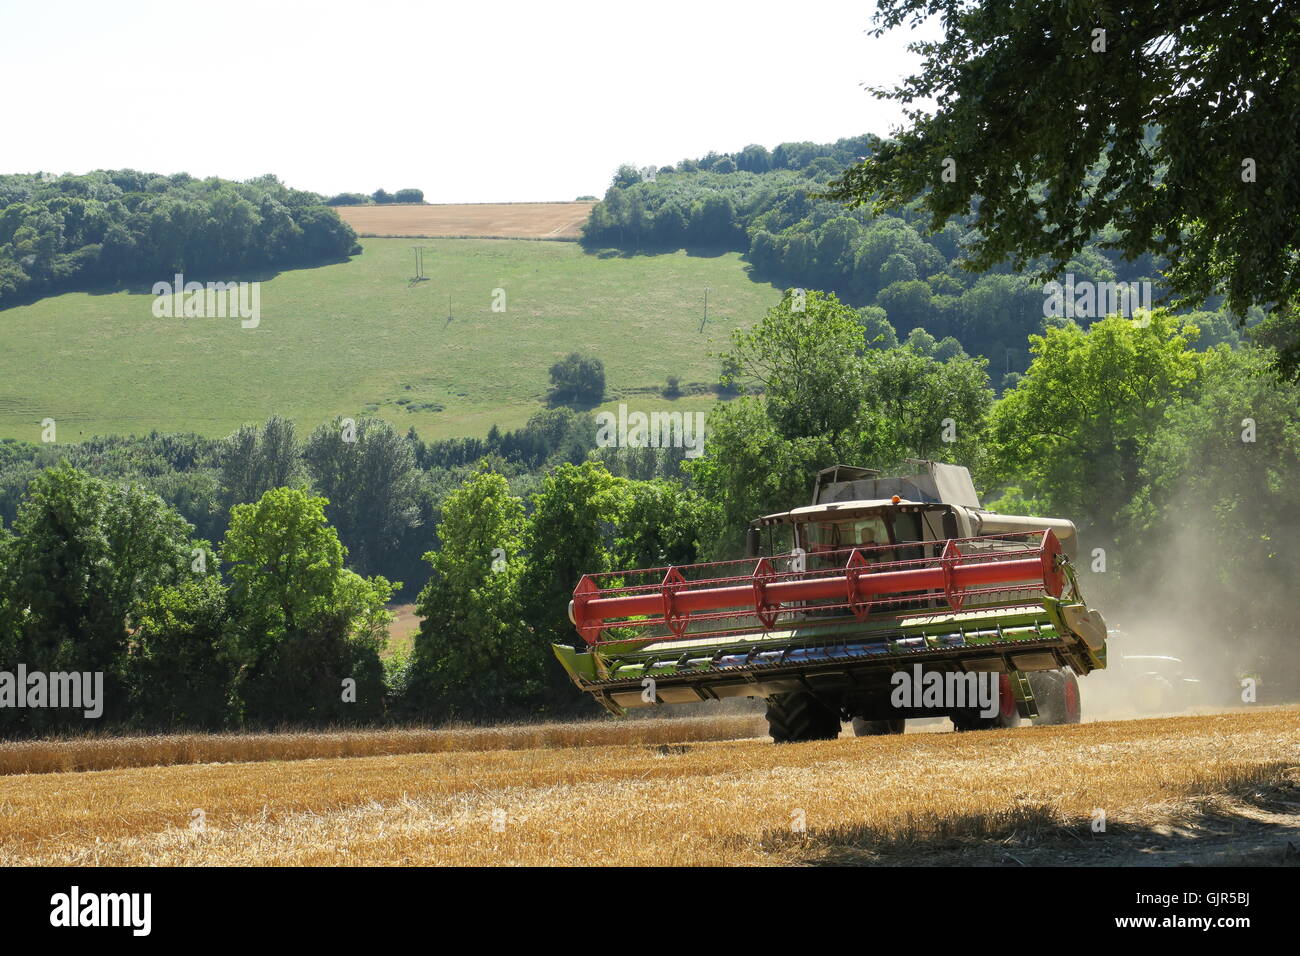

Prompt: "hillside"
[581,140,1252,377]
[0,237,780,442]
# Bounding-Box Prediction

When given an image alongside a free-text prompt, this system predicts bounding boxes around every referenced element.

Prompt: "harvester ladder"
[1010,669,1039,720]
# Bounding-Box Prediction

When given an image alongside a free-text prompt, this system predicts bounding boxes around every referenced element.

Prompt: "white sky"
[1,0,937,202]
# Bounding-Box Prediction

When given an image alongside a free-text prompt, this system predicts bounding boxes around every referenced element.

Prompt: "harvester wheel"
[950,673,1021,731]
[765,693,841,743]
[1029,668,1082,725]
[851,717,906,737]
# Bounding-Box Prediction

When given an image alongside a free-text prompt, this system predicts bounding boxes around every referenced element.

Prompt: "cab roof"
[755,498,947,526]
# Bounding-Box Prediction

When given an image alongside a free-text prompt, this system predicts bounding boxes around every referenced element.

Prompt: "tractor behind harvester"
[552,461,1108,742]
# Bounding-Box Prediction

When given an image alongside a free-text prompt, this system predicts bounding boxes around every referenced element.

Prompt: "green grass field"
[0,240,781,442]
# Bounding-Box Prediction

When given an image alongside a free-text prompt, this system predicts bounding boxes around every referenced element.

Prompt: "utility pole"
[700,288,709,333]
[411,246,430,282]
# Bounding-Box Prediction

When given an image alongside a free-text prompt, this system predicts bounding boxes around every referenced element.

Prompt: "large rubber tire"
[1029,668,1082,725]
[765,693,841,743]
[950,673,1021,731]
[852,717,906,737]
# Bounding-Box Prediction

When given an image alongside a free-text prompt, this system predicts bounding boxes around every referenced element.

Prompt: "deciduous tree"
[408,467,541,720]
[825,0,1300,376]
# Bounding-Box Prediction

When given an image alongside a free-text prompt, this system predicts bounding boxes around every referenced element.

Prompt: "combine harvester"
[554,461,1109,742]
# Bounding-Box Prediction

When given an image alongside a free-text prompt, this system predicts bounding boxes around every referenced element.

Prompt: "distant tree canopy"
[303,417,422,578]
[412,407,596,473]
[823,0,1300,378]
[0,410,607,610]
[218,415,305,512]
[0,171,360,307]
[325,188,425,206]
[548,352,606,405]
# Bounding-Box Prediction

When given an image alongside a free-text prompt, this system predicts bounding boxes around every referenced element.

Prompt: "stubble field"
[1,707,1296,867]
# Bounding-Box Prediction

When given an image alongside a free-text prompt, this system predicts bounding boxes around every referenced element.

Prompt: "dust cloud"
[1074,484,1300,721]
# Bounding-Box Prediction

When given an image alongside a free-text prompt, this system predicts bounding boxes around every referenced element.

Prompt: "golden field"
[0,708,1296,866]
[0,714,767,775]
[335,202,595,239]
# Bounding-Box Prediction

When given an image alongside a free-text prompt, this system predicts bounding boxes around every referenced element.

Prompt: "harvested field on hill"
[335,202,595,239]
[1,707,1295,866]
[384,602,421,658]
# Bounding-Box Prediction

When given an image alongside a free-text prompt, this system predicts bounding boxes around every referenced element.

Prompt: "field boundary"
[0,714,768,775]
[381,200,598,207]
[350,233,579,241]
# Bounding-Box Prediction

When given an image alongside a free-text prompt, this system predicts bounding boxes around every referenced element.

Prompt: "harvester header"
[571,529,1068,645]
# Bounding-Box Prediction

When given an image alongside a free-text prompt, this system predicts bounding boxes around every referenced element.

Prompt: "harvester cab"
[554,461,1108,742]
[750,460,1079,563]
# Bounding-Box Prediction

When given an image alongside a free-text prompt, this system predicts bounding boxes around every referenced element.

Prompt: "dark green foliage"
[414,408,596,472]
[823,0,1300,378]
[341,188,426,205]
[325,192,373,206]
[0,171,359,307]
[0,464,196,731]
[220,488,392,725]
[303,417,422,578]
[406,467,543,721]
[218,415,307,511]
[0,432,225,548]
[128,576,235,729]
[548,352,606,405]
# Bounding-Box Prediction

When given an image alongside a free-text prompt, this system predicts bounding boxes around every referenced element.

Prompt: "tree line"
[0,407,599,603]
[325,188,425,206]
[0,171,361,307]
[0,448,708,735]
[2,290,1296,733]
